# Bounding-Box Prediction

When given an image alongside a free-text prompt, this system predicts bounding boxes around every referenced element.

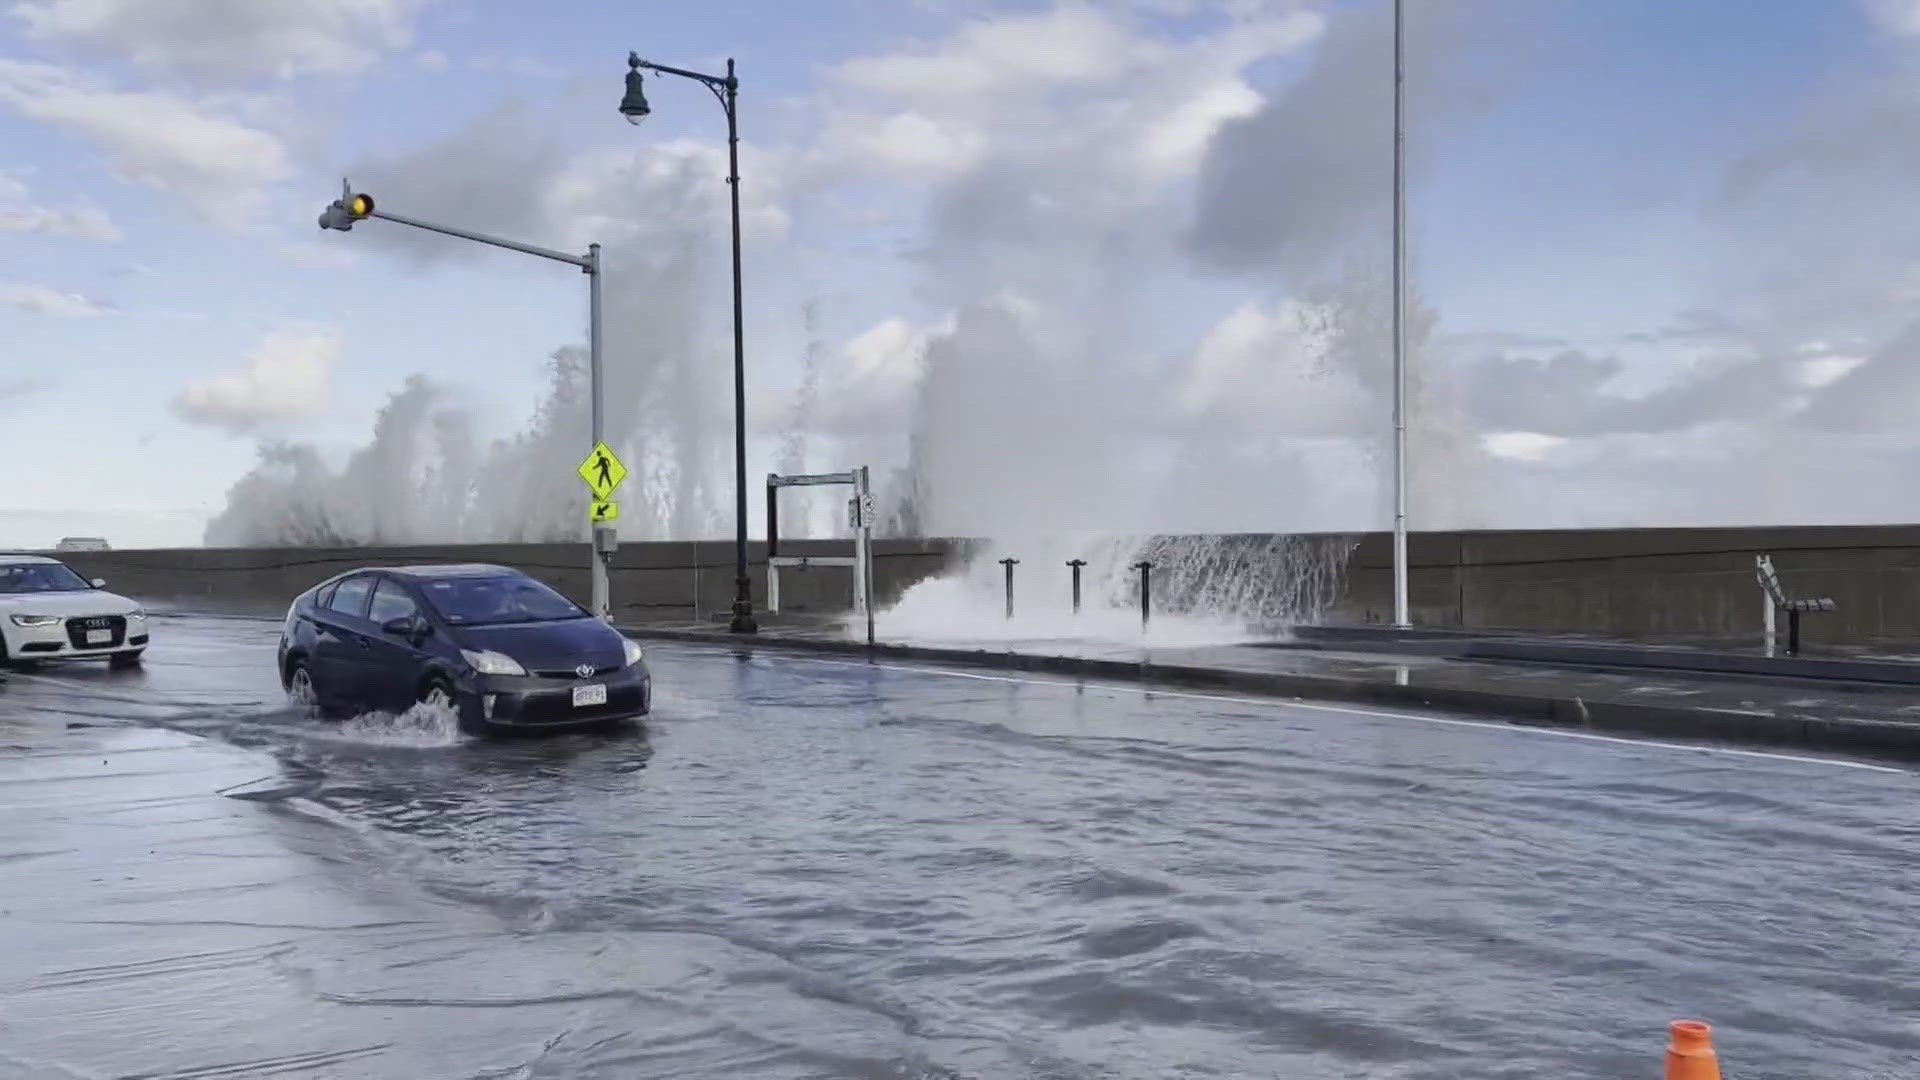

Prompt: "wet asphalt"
[1,614,1917,1080]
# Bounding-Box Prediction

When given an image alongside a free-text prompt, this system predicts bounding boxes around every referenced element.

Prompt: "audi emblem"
[575,663,596,678]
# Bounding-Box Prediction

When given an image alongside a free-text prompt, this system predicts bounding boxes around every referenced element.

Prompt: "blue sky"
[2,0,1917,548]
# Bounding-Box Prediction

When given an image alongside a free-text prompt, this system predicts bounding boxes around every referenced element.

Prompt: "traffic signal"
[317,180,375,231]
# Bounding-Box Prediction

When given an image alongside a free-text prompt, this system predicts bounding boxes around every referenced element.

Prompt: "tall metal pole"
[1391,0,1411,629]
[724,59,757,634]
[621,54,755,631]
[587,242,610,620]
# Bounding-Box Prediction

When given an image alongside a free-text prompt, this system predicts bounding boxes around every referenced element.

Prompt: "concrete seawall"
[1335,524,1920,646]
[55,539,959,623]
[45,524,1920,647]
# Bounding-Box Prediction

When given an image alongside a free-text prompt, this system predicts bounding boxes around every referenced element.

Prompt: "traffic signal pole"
[319,183,612,618]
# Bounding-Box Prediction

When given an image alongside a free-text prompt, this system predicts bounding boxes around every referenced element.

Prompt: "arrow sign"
[590,500,619,523]
[577,441,628,500]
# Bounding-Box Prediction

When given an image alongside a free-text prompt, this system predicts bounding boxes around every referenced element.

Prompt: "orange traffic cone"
[1666,1020,1721,1080]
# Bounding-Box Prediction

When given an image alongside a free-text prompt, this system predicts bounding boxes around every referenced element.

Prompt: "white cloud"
[1129,78,1265,177]
[1177,297,1368,436]
[0,61,289,229]
[1482,431,1569,463]
[174,327,340,431]
[1795,353,1867,388]
[11,0,426,82]
[845,318,933,386]
[781,315,945,473]
[1862,0,1920,34]
[468,57,568,79]
[824,317,940,421]
[0,173,119,240]
[799,1,1324,304]
[819,110,989,175]
[0,283,112,316]
[820,4,1319,185]
[276,240,358,269]
[543,140,792,252]
[413,49,450,73]
[837,6,1160,100]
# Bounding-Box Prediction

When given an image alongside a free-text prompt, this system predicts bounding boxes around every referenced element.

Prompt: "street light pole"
[318,185,613,619]
[620,52,757,634]
[1390,0,1411,629]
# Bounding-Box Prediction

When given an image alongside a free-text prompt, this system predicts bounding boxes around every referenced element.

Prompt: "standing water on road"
[1,615,1917,1079]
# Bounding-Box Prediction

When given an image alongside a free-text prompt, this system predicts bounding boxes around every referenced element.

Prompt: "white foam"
[859,534,1350,649]
[322,701,467,749]
[867,572,1257,649]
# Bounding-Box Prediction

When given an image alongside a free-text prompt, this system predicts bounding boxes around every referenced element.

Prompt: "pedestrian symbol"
[577,441,628,500]
[590,500,619,523]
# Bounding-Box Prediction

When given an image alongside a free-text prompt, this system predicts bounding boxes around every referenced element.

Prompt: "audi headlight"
[622,638,645,667]
[9,614,61,627]
[460,648,527,676]
[128,608,147,622]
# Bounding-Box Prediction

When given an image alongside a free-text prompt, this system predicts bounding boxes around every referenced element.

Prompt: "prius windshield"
[419,575,587,626]
[0,562,93,594]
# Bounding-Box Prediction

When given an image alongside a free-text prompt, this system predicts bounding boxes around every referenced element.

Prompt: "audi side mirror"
[90,578,106,589]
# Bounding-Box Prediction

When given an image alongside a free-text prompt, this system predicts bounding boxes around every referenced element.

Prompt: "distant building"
[54,537,110,552]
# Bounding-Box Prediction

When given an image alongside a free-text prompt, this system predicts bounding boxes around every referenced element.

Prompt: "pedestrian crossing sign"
[590,500,618,523]
[577,442,628,499]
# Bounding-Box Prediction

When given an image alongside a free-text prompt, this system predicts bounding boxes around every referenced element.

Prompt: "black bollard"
[1133,560,1153,630]
[999,557,1019,620]
[1067,559,1087,614]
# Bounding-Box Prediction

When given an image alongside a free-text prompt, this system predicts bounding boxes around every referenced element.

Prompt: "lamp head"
[619,54,650,125]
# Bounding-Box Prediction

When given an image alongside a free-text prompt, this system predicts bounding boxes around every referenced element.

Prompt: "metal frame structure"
[765,467,875,644]
[1755,553,1837,658]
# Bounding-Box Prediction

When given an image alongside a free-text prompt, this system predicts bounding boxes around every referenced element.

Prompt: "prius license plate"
[572,684,607,708]
[85,629,112,646]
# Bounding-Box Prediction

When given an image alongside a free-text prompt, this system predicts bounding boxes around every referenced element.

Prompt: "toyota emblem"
[575,663,595,678]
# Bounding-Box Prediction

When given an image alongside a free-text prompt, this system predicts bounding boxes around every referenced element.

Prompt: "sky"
[3,0,1920,549]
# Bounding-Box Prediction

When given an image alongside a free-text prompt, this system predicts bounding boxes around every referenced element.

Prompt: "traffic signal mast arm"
[320,181,592,271]
[358,206,593,270]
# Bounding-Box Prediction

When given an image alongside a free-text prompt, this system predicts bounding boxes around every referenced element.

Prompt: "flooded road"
[2,614,1917,1079]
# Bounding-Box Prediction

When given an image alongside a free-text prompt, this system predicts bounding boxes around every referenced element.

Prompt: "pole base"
[729,585,758,635]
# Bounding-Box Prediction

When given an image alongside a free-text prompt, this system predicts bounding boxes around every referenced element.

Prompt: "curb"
[623,626,1920,760]
[1278,627,1920,687]
[1461,640,1920,688]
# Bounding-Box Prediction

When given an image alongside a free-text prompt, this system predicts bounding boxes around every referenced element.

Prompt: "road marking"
[787,656,1909,776]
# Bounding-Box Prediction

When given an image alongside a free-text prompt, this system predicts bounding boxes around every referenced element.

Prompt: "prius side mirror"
[383,615,429,641]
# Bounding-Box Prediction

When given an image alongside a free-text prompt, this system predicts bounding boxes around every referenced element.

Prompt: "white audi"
[0,554,149,668]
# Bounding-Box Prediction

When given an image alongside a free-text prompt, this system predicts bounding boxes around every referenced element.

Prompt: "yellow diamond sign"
[578,441,628,500]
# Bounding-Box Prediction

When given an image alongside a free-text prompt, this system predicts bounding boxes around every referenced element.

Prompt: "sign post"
[577,440,629,619]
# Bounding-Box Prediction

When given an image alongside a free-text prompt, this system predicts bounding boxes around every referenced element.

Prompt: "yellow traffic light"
[347,193,374,219]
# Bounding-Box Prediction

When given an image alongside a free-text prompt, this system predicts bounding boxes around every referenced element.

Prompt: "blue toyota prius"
[277,564,651,735]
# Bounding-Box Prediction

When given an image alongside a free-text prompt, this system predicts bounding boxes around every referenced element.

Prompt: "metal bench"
[1755,554,1836,657]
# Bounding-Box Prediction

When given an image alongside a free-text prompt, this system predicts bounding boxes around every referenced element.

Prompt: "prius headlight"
[622,638,645,667]
[9,614,60,627]
[460,648,527,676]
